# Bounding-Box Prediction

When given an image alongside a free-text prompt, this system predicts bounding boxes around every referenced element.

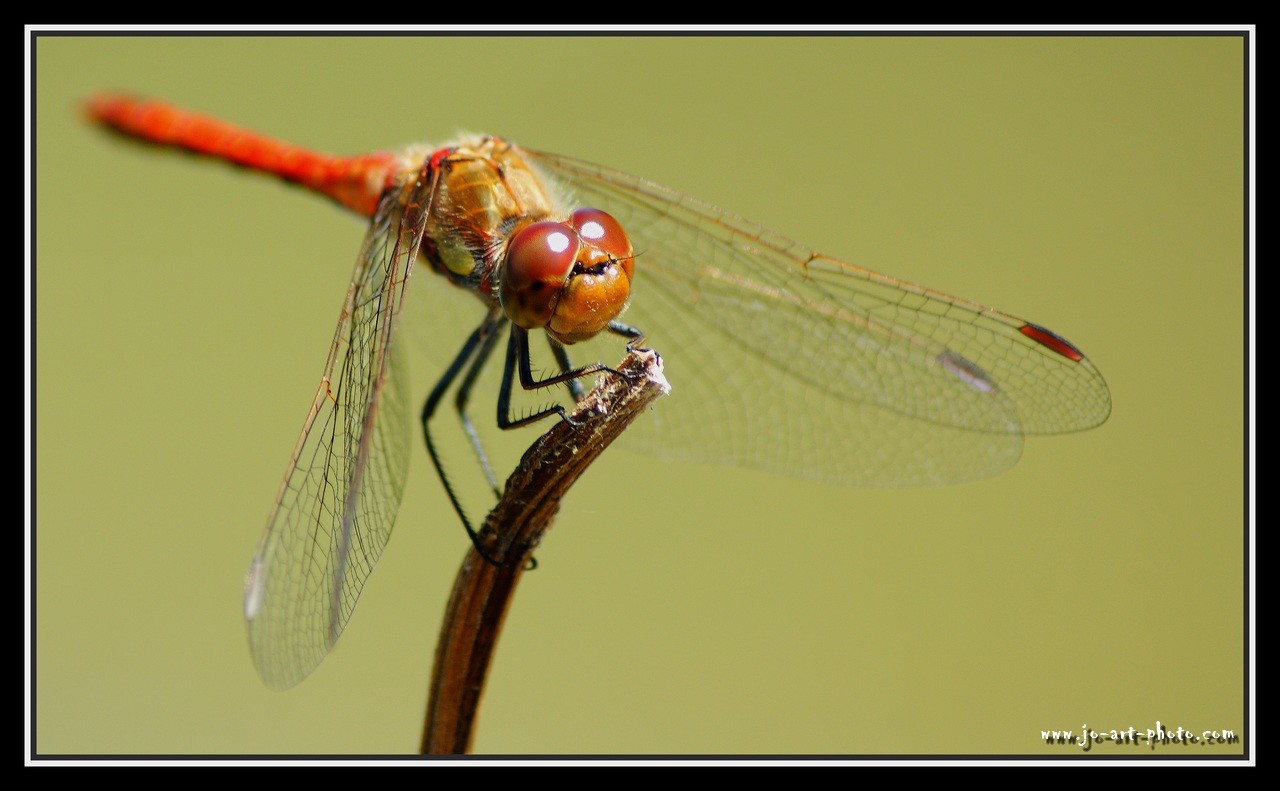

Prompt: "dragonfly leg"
[422,310,507,560]
[607,320,648,352]
[548,320,650,404]
[547,337,586,402]
[498,325,623,430]
[453,322,507,498]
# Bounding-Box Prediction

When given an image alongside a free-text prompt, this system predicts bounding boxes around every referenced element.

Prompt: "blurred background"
[33,34,1247,756]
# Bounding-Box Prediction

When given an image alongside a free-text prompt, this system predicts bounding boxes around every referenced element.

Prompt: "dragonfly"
[87,94,1111,691]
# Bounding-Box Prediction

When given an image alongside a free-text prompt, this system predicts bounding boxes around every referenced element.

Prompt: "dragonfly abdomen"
[85,93,398,217]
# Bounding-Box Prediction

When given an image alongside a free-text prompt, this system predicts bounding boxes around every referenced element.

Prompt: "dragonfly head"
[499,208,635,344]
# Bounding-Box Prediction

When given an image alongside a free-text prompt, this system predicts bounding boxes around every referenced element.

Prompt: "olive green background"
[33,35,1248,757]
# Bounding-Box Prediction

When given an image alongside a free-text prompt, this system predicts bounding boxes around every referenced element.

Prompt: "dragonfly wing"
[243,165,430,690]
[525,149,1111,487]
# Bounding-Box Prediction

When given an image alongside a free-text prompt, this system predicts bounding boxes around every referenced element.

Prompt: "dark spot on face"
[530,281,544,292]
[572,260,613,277]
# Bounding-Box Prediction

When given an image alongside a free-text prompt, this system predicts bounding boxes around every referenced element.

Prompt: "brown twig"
[420,348,668,755]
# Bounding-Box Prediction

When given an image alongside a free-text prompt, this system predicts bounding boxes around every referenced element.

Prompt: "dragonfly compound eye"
[501,220,581,330]
[571,208,633,264]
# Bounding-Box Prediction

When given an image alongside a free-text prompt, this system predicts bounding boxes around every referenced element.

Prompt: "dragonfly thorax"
[419,137,558,287]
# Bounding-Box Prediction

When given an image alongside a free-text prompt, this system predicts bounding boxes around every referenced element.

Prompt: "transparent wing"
[243,165,431,690]
[524,148,1111,487]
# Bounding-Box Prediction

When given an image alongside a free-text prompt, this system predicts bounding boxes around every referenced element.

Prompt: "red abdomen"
[85,93,397,217]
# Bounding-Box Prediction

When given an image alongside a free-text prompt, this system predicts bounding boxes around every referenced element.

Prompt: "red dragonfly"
[87,95,1111,691]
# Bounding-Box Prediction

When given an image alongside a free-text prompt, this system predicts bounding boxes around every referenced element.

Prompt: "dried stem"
[420,348,668,755]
